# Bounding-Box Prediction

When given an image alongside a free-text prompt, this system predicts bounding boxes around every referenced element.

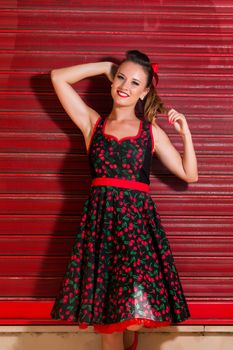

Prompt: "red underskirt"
[78,318,171,334]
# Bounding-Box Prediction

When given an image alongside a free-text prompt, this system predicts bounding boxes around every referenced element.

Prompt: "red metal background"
[0,0,233,325]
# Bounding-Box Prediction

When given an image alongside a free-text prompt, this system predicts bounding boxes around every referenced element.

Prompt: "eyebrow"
[117,72,141,83]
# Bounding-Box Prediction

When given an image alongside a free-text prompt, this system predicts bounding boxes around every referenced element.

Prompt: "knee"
[126,324,144,331]
[101,331,123,344]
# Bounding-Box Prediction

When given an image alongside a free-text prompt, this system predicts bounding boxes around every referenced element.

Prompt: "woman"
[50,50,198,350]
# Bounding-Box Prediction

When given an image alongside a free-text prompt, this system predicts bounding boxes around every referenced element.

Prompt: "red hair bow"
[152,63,158,73]
[151,63,159,86]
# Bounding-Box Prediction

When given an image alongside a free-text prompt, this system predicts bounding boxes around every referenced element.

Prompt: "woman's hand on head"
[105,62,118,83]
[167,108,191,136]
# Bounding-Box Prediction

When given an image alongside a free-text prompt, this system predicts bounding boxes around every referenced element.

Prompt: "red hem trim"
[103,116,143,143]
[149,122,155,155]
[91,177,150,193]
[87,115,102,155]
[78,318,171,334]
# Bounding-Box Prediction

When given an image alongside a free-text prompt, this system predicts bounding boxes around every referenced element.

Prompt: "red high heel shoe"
[125,331,138,350]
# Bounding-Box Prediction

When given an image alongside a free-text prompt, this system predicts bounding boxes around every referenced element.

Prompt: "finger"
[169,116,181,124]
[168,113,177,120]
[170,113,182,121]
[169,112,178,118]
[169,108,178,113]
[172,116,181,123]
[167,108,174,114]
[168,109,175,115]
[168,110,177,118]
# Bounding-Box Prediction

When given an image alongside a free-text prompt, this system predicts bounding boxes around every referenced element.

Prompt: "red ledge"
[0,301,232,325]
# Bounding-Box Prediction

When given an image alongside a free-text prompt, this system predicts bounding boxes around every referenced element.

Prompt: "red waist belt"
[91,177,150,193]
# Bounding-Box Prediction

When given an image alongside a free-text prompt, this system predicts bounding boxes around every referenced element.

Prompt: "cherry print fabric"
[50,116,191,334]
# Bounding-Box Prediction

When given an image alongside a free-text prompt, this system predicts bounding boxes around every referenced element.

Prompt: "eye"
[132,81,139,86]
[117,74,124,80]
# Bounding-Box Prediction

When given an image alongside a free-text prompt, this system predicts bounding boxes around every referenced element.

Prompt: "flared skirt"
[50,185,190,333]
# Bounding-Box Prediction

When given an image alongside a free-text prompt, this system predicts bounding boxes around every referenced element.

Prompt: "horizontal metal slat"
[0,194,233,215]
[1,53,232,74]
[0,193,232,216]
[0,235,232,257]
[1,32,232,54]
[1,93,232,115]
[0,215,232,237]
[0,256,232,277]
[1,112,233,136]
[1,72,233,95]
[0,132,233,155]
[1,0,232,12]
[0,276,232,297]
[183,278,233,297]
[0,69,233,97]
[0,300,232,325]
[1,174,233,195]
[1,10,233,33]
[175,257,233,276]
[0,154,232,175]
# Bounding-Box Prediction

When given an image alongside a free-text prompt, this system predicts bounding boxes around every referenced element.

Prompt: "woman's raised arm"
[50,62,116,136]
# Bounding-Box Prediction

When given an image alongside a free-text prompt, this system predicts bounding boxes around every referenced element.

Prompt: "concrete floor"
[0,325,233,350]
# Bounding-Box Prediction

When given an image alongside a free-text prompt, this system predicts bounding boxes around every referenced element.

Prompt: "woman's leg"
[123,324,144,348]
[101,323,144,350]
[123,329,136,348]
[101,331,124,350]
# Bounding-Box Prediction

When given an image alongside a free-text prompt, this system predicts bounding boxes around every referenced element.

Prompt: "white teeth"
[117,90,129,97]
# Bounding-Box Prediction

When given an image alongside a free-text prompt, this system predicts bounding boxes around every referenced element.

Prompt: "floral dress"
[50,115,191,334]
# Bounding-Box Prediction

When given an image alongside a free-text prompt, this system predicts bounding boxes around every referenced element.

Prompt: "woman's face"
[111,61,150,107]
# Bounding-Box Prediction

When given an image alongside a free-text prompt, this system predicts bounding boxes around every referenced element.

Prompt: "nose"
[119,79,130,90]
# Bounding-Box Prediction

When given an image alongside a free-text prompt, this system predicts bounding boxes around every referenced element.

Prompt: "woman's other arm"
[151,108,198,183]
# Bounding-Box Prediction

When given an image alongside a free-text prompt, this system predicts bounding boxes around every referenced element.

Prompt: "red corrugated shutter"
[0,0,233,325]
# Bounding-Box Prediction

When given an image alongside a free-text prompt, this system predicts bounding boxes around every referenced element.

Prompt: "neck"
[109,105,138,121]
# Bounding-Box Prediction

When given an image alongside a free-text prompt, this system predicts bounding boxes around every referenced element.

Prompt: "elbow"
[50,69,62,82]
[50,69,57,81]
[186,175,198,183]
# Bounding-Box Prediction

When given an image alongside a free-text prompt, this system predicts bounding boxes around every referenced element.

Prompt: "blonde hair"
[144,85,168,125]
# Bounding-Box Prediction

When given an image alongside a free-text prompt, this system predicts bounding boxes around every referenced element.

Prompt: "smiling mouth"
[117,90,129,98]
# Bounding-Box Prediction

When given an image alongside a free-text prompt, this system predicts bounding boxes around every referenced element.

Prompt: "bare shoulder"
[151,123,167,143]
